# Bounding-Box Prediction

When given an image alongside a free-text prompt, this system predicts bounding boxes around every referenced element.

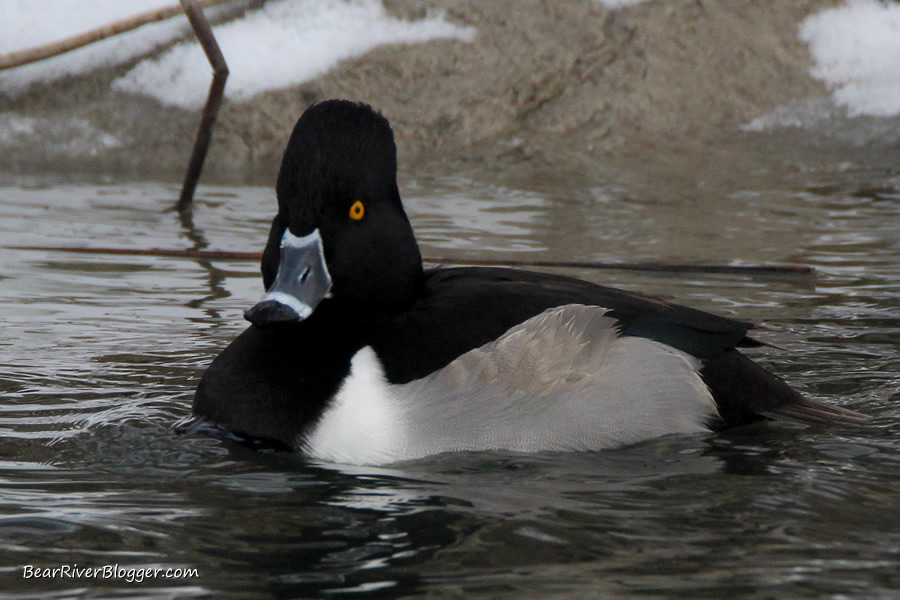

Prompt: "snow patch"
[595,0,648,8]
[113,0,476,109]
[799,0,900,117]
[0,113,122,155]
[741,98,840,132]
[1,0,474,108]
[0,0,193,95]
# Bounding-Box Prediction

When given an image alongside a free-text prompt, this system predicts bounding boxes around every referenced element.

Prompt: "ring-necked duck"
[192,99,866,465]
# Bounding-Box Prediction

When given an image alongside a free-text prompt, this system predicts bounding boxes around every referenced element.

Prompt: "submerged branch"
[8,245,816,279]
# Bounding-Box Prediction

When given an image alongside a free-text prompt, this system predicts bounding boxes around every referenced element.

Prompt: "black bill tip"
[244,299,302,327]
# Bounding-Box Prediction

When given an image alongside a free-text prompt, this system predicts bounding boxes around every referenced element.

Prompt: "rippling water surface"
[1,158,898,598]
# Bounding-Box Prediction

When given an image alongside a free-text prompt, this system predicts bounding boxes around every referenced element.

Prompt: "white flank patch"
[799,0,900,117]
[113,0,476,109]
[302,346,407,465]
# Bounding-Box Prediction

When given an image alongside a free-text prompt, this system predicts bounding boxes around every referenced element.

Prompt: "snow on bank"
[594,0,648,9]
[744,0,900,131]
[0,113,122,156]
[1,0,473,107]
[799,0,900,117]
[0,0,193,95]
[114,0,475,109]
[0,0,171,52]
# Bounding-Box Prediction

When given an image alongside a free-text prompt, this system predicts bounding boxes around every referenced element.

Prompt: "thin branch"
[177,0,230,212]
[434,257,816,277]
[0,0,239,71]
[7,245,816,279]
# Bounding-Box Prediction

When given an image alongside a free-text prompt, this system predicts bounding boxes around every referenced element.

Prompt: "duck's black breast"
[193,307,365,447]
[369,266,758,385]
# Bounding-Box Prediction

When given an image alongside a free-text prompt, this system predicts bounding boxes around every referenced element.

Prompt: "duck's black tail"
[700,349,868,429]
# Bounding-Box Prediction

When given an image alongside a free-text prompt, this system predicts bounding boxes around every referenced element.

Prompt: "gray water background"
[1,139,899,598]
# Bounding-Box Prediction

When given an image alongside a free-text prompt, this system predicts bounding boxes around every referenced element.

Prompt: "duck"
[192,99,866,465]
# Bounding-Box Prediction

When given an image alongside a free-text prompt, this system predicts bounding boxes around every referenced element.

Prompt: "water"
[1,156,899,598]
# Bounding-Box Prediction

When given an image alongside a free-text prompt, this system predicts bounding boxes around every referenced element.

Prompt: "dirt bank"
[0,0,840,182]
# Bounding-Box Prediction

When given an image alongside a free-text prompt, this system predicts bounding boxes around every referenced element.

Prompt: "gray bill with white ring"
[244,228,332,326]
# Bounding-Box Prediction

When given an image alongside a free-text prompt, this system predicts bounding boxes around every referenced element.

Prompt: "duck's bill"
[244,228,332,327]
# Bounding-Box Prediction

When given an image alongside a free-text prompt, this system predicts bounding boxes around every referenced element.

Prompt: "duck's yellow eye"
[349,200,365,221]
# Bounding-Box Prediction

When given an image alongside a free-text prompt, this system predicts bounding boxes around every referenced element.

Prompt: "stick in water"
[7,246,816,279]
[177,0,230,213]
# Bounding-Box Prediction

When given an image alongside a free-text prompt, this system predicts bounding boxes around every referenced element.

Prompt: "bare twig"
[176,0,230,213]
[0,0,238,71]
